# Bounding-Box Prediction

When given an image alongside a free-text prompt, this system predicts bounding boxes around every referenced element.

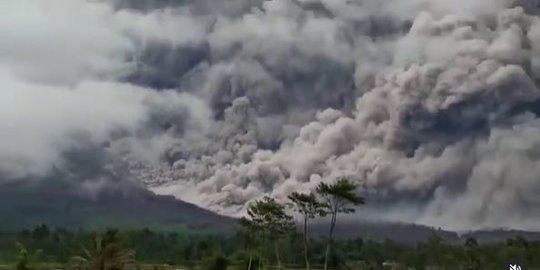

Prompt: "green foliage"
[315,178,364,270]
[245,197,295,269]
[288,192,325,270]
[246,197,295,237]
[1,225,540,270]
[0,189,538,270]
[69,230,135,270]
[228,250,261,270]
[316,178,365,215]
[16,243,31,270]
[288,192,325,219]
[202,254,229,270]
[465,237,478,248]
[15,242,42,270]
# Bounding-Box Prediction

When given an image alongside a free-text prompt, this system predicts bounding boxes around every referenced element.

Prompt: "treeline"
[239,178,365,270]
[1,225,540,269]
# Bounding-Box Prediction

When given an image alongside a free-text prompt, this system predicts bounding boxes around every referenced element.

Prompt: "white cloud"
[0,0,211,178]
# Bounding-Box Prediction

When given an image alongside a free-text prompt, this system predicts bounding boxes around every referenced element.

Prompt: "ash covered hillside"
[0,146,234,231]
[3,0,540,232]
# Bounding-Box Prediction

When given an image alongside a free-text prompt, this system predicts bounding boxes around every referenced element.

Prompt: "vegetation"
[15,243,37,270]
[244,196,295,270]
[1,179,538,269]
[315,178,365,270]
[69,230,135,270]
[287,192,324,270]
[2,225,540,269]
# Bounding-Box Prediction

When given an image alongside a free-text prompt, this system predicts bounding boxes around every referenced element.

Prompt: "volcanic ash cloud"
[5,0,540,231]
[141,2,540,231]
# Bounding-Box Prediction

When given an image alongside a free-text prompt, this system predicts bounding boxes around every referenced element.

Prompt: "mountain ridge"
[0,180,235,232]
[3,180,540,245]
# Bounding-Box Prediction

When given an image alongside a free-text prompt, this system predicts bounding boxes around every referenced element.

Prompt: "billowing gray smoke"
[4,0,540,231]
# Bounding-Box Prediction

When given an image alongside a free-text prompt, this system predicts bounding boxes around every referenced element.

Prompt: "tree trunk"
[324,212,337,270]
[248,252,253,270]
[99,259,106,270]
[303,216,310,270]
[274,241,281,270]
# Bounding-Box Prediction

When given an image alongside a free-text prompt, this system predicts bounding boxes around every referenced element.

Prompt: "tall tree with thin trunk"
[287,192,324,270]
[238,217,258,270]
[246,196,294,270]
[316,178,364,270]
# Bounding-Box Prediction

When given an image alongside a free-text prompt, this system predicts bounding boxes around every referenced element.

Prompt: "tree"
[15,242,42,270]
[16,243,31,270]
[246,196,294,270]
[238,217,259,270]
[288,192,324,270]
[70,231,135,270]
[203,253,229,270]
[465,237,478,249]
[316,178,365,270]
[31,224,50,241]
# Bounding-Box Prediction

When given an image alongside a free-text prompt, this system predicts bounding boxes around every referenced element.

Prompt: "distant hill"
[310,220,540,244]
[3,179,540,243]
[0,180,235,232]
[0,145,236,232]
